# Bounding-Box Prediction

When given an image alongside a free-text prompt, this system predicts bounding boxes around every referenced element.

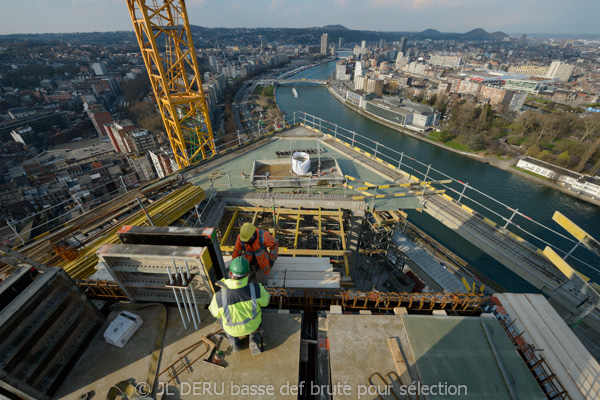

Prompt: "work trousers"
[248,259,268,286]
[221,321,263,348]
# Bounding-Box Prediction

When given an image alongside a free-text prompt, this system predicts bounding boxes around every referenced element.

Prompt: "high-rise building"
[354,75,367,91]
[520,34,527,45]
[354,61,365,78]
[320,34,329,55]
[361,40,367,49]
[379,38,386,49]
[338,37,344,48]
[399,37,407,55]
[395,52,409,69]
[365,78,384,96]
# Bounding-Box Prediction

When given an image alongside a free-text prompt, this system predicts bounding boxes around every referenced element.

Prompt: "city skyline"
[1,0,599,36]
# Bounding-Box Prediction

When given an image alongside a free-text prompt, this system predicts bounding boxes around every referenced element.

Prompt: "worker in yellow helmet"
[209,257,270,355]
[232,222,278,285]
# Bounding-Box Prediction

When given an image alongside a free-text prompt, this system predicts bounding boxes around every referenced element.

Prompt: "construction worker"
[209,257,270,355]
[232,222,278,285]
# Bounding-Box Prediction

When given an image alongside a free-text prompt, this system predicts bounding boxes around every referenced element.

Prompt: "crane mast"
[126,0,215,168]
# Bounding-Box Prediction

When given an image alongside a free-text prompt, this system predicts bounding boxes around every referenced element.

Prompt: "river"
[275,58,600,292]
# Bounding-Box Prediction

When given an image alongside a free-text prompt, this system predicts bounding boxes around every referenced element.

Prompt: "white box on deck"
[103,311,143,348]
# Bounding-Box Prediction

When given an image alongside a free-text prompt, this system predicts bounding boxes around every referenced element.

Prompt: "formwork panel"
[0,267,104,400]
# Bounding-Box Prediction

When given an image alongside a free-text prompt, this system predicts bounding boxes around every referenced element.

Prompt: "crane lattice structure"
[126,0,215,168]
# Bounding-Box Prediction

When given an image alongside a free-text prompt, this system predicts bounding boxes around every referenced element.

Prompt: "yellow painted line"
[442,194,454,201]
[508,231,524,242]
[363,151,371,157]
[483,218,497,227]
[543,246,591,282]
[375,157,384,163]
[344,142,350,147]
[461,205,474,214]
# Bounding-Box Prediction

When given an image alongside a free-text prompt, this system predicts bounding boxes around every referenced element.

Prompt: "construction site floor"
[55,307,302,400]
[189,126,423,210]
[325,313,546,400]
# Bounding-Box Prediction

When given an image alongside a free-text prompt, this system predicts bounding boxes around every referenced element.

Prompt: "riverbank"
[326,85,600,208]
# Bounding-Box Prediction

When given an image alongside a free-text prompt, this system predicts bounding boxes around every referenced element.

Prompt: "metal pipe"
[184,260,192,280]
[183,286,198,330]
[173,288,188,329]
[178,265,192,323]
[190,285,202,327]
[136,196,155,226]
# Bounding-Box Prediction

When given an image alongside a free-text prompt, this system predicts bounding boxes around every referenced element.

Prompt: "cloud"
[270,0,283,12]
[334,0,351,7]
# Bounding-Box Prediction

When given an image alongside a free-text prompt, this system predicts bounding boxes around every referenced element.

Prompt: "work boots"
[249,340,262,356]
[249,329,263,356]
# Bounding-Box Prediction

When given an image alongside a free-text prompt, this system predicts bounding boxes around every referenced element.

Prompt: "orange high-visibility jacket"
[233,229,278,274]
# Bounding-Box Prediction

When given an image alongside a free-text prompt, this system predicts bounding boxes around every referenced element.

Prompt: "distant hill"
[421,29,443,37]
[322,25,349,31]
[461,28,492,40]
[490,31,510,41]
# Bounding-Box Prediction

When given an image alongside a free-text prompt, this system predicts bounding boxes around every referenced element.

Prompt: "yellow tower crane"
[126,0,215,168]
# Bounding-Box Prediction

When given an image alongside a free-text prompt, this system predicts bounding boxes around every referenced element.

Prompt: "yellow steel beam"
[543,246,590,282]
[224,206,343,216]
[353,179,452,191]
[220,210,239,247]
[352,189,445,200]
[553,211,600,257]
[251,211,259,225]
[126,0,215,169]
[293,213,302,257]
[220,246,350,257]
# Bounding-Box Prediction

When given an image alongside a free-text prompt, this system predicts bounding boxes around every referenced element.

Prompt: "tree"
[538,150,553,161]
[439,131,456,143]
[579,113,600,143]
[557,151,570,167]
[468,134,485,151]
[516,110,537,137]
[526,144,541,157]
[576,137,600,172]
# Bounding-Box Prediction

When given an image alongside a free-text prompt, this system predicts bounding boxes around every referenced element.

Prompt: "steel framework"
[126,0,215,168]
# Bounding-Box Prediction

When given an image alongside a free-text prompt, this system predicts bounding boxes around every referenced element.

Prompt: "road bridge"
[253,78,328,85]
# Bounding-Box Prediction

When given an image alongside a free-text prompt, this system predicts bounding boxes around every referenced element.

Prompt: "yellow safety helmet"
[240,223,256,242]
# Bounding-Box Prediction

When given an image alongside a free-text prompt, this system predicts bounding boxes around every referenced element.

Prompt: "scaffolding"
[219,206,351,276]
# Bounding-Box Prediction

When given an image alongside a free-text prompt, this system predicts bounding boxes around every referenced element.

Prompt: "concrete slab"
[188,128,423,210]
[56,308,301,400]
[327,313,546,400]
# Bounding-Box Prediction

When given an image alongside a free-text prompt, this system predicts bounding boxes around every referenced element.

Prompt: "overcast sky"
[1,0,599,36]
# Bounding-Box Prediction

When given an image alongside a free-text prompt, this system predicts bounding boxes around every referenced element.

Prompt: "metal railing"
[289,112,600,275]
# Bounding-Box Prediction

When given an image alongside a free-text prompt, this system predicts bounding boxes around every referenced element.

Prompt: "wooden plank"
[501,294,586,400]
[270,271,340,281]
[267,279,340,289]
[525,294,600,397]
[271,265,334,273]
[387,338,412,385]
[275,256,332,264]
